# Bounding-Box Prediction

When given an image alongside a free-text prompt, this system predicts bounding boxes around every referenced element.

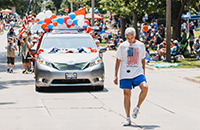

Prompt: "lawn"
[148,58,200,68]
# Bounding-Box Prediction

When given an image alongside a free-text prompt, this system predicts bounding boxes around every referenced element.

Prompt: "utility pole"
[71,2,73,12]
[91,0,94,26]
[166,0,171,62]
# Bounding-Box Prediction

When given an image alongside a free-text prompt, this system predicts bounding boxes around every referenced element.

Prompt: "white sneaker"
[132,107,139,119]
[123,118,131,126]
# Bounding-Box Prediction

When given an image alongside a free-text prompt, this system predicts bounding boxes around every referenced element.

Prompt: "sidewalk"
[108,51,200,84]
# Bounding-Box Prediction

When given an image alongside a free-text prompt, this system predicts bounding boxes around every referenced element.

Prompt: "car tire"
[95,85,104,91]
[35,85,44,92]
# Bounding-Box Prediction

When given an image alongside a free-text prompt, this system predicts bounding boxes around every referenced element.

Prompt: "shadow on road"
[129,124,160,129]
[0,102,15,105]
[0,79,34,90]
[36,86,109,93]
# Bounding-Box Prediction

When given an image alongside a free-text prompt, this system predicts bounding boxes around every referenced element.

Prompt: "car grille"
[52,62,89,70]
[51,79,91,84]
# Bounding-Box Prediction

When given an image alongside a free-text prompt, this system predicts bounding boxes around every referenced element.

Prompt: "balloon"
[73,19,79,26]
[87,26,92,33]
[39,20,44,24]
[51,14,57,19]
[84,20,89,26]
[52,18,57,23]
[48,23,54,29]
[71,23,75,27]
[45,27,49,32]
[37,12,46,20]
[36,18,40,22]
[69,12,76,20]
[67,24,71,28]
[83,23,87,28]
[78,20,84,27]
[53,21,58,27]
[41,23,48,29]
[63,16,70,24]
[46,10,52,18]
[44,18,51,25]
[57,17,64,24]
[67,19,73,25]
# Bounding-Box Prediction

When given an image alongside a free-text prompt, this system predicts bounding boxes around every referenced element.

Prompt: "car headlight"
[38,58,52,67]
[89,58,101,67]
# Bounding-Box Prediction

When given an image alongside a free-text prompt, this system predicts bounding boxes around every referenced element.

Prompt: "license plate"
[65,73,77,79]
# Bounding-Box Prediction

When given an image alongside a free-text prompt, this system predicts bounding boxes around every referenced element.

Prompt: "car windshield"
[40,36,96,49]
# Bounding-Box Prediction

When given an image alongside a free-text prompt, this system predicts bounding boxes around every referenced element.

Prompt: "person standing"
[5,37,17,73]
[188,29,194,53]
[114,27,148,126]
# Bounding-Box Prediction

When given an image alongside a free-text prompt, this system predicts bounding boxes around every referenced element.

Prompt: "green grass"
[195,76,200,79]
[148,58,200,68]
[100,43,107,48]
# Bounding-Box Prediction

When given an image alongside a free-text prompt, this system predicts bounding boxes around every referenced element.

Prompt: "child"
[5,37,17,73]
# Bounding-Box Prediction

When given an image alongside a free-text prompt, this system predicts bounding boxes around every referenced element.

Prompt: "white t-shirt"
[115,40,145,80]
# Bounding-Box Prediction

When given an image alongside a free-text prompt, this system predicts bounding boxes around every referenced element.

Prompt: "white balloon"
[78,20,84,27]
[46,10,52,18]
[37,12,46,20]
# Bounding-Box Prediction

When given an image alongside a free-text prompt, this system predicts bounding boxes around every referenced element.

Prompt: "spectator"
[7,27,16,38]
[142,23,148,35]
[95,40,103,57]
[188,29,194,53]
[181,29,187,45]
[20,35,32,74]
[171,40,179,55]
[117,18,120,28]
[145,46,152,63]
[5,37,17,73]
[194,39,200,60]
[29,39,38,73]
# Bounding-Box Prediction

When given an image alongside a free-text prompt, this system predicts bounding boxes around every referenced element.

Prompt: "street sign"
[65,8,69,13]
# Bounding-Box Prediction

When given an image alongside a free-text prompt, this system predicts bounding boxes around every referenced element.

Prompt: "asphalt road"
[0,31,200,130]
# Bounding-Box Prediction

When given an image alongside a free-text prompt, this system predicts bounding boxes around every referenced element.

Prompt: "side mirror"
[99,47,107,53]
[29,49,37,54]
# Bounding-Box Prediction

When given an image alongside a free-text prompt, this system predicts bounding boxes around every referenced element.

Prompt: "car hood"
[39,52,99,64]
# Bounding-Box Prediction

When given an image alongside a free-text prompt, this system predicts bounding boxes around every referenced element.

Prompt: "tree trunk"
[172,19,181,40]
[132,10,138,39]
[166,0,171,62]
[56,7,59,15]
[120,16,126,41]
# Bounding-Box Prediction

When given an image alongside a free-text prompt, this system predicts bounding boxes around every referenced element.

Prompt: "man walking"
[114,27,148,126]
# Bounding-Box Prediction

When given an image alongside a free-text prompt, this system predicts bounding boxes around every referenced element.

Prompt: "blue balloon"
[83,23,87,28]
[67,19,73,25]
[73,19,79,26]
[48,23,54,29]
[69,13,76,20]
[39,20,44,24]
[57,17,64,24]
[52,18,57,22]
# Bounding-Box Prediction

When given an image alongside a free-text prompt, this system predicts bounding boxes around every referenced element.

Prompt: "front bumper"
[35,61,104,87]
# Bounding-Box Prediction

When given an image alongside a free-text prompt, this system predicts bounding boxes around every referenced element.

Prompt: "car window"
[40,36,96,49]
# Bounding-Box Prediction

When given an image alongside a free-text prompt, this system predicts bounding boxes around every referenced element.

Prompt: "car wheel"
[95,85,104,91]
[35,85,44,92]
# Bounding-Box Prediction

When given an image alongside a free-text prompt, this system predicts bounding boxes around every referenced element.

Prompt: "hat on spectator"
[173,40,178,43]
[120,39,123,42]
[95,40,100,43]
[8,37,13,42]
[32,39,37,43]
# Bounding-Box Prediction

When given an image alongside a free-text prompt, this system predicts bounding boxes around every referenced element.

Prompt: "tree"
[51,0,62,14]
[59,0,70,15]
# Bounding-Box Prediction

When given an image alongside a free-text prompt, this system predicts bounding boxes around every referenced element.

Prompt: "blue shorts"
[119,75,147,89]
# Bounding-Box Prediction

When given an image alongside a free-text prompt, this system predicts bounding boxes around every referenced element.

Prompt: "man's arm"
[114,58,121,85]
[142,58,145,76]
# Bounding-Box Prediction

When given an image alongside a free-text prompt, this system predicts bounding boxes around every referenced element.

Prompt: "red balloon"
[51,14,57,19]
[44,18,51,25]
[71,23,75,27]
[84,20,89,26]
[67,24,71,28]
[53,21,58,27]
[45,27,49,32]
[64,16,70,24]
[87,26,92,33]
[36,18,40,22]
[41,23,48,29]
